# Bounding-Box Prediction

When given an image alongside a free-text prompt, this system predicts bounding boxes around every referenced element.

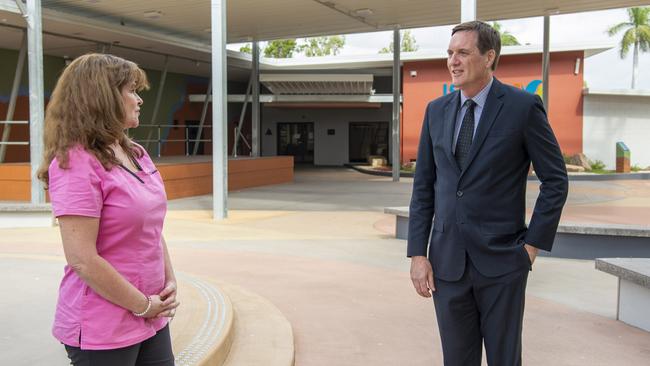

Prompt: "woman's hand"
[138,294,177,319]
[154,281,180,318]
[141,295,165,318]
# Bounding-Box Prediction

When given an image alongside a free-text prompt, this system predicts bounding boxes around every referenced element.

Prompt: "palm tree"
[607,7,650,89]
[491,22,520,46]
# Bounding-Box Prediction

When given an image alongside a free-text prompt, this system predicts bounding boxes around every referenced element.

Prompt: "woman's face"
[121,82,143,129]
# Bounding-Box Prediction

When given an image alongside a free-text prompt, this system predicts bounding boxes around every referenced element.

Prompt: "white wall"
[583,94,650,170]
[261,105,393,166]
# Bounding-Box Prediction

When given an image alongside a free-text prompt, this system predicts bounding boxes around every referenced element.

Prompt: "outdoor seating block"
[596,258,650,332]
[0,203,53,228]
[616,142,630,173]
[371,157,387,168]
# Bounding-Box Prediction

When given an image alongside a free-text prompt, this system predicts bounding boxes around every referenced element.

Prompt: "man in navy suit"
[408,21,568,365]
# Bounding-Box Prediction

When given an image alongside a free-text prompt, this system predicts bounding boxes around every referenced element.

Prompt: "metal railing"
[128,124,213,157]
[0,120,30,163]
[0,122,218,160]
[0,121,30,146]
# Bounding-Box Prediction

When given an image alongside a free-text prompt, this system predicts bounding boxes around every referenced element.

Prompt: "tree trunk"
[632,40,639,89]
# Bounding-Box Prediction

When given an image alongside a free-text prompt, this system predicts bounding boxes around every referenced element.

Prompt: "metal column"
[0,31,26,163]
[145,55,169,152]
[232,73,253,157]
[26,0,45,204]
[211,0,228,220]
[251,41,260,157]
[392,27,401,182]
[542,14,550,109]
[193,78,212,156]
[461,0,477,22]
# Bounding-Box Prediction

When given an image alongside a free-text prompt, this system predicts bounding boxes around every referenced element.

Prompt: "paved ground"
[1,167,650,365]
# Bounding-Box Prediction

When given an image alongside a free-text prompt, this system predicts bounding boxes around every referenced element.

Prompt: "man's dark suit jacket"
[407,78,569,281]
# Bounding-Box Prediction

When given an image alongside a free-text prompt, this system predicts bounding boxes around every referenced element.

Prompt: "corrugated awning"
[259,74,374,95]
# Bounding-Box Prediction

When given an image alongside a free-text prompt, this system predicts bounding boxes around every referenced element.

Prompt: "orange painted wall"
[162,83,213,156]
[402,51,584,163]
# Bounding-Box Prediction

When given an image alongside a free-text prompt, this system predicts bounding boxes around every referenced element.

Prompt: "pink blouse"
[49,145,168,350]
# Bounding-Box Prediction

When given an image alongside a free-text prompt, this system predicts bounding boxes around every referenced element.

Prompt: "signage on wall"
[443,79,543,97]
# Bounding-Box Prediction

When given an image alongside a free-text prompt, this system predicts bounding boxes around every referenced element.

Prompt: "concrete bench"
[384,206,650,260]
[596,258,650,332]
[0,203,53,228]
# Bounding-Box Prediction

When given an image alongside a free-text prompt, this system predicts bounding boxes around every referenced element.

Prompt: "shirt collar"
[460,76,493,109]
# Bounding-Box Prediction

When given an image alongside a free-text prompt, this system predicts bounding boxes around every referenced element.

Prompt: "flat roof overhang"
[189,94,400,103]
[0,0,644,76]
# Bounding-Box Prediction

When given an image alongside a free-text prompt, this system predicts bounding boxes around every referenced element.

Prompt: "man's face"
[447,30,494,94]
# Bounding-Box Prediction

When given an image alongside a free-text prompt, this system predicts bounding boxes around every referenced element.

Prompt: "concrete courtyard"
[1,167,650,365]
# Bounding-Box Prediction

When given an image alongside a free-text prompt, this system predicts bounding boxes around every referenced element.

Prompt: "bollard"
[616,142,630,173]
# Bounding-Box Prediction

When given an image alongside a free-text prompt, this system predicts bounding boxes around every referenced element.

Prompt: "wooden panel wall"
[0,156,294,201]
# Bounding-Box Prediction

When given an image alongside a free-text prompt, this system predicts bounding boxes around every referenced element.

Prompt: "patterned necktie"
[455,99,476,170]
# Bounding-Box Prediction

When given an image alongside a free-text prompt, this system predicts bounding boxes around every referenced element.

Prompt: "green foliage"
[379,30,419,54]
[631,164,643,172]
[607,7,650,88]
[492,22,520,46]
[264,39,299,58]
[300,36,346,57]
[401,31,419,52]
[590,160,606,171]
[239,43,252,54]
[607,7,650,59]
[262,36,345,58]
[401,162,416,173]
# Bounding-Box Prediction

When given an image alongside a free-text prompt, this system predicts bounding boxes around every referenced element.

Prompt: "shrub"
[590,160,606,171]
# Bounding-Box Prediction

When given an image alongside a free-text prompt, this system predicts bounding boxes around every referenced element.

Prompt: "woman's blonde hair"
[37,53,149,185]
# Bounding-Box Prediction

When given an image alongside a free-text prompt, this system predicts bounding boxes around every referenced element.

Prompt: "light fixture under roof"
[143,10,163,19]
[353,8,373,17]
[545,7,560,15]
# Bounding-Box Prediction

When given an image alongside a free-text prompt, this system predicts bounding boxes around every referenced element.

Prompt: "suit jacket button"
[456,190,463,197]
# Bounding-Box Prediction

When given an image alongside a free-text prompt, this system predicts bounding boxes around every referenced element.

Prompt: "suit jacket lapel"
[443,92,461,174]
[460,78,505,177]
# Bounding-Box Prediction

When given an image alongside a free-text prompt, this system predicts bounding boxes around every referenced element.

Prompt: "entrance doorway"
[349,122,389,163]
[277,122,314,163]
[185,120,205,155]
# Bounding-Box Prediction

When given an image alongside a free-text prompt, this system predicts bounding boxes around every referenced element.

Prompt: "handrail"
[128,124,214,157]
[0,121,30,149]
[0,122,216,157]
[136,124,214,129]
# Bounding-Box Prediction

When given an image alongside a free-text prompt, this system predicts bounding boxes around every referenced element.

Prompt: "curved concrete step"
[214,281,295,366]
[172,274,294,366]
[173,273,235,366]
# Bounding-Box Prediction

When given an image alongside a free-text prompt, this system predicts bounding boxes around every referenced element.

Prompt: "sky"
[228,7,650,90]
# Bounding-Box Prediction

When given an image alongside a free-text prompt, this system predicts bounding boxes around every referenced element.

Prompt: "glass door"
[349,122,389,163]
[277,123,314,163]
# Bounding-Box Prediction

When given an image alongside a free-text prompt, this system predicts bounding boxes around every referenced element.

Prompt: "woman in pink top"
[37,53,179,365]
